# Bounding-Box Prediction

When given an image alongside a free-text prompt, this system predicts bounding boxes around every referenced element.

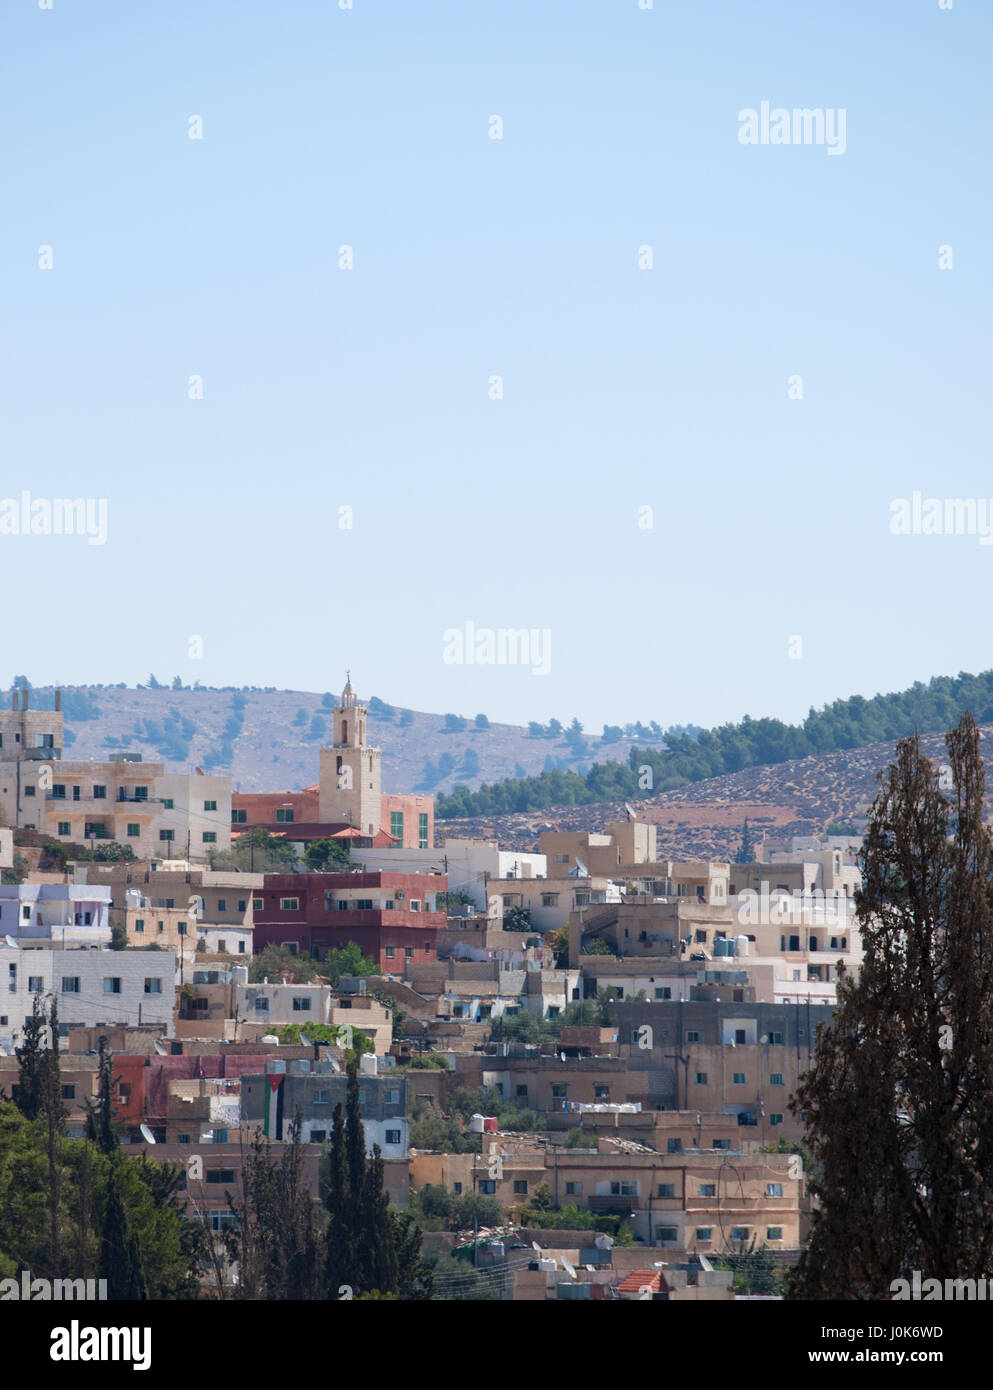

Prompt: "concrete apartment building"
[540,822,659,878]
[0,882,112,948]
[487,873,622,934]
[612,998,834,1145]
[0,693,232,863]
[251,870,447,971]
[73,862,260,956]
[412,1132,803,1252]
[241,1055,408,1154]
[0,946,177,1049]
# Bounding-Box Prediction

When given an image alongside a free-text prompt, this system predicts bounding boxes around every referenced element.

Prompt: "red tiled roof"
[615,1271,662,1293]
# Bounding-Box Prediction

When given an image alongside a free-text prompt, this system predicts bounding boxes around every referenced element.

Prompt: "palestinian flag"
[265,1073,284,1139]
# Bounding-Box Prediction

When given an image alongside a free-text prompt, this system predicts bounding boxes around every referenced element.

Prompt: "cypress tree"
[790,713,993,1297]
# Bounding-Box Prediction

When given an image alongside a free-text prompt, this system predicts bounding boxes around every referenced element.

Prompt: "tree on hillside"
[790,713,993,1298]
[734,819,755,864]
[474,713,489,731]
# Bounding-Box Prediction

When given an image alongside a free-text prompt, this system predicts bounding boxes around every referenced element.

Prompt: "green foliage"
[323,941,377,985]
[474,713,489,731]
[302,838,350,872]
[211,827,296,873]
[713,1245,781,1295]
[502,905,532,933]
[2,854,30,885]
[582,936,613,955]
[734,818,755,864]
[248,945,323,984]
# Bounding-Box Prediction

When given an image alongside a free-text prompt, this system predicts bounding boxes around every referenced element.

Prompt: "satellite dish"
[561,1256,577,1281]
[4,936,18,950]
[532,1241,542,1255]
[139,1124,156,1145]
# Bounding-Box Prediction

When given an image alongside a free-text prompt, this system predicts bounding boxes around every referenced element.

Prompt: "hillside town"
[0,678,871,1301]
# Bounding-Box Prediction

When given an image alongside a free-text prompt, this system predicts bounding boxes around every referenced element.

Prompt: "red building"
[252,872,446,971]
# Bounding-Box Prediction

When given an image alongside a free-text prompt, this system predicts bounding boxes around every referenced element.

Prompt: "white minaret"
[319,674,382,834]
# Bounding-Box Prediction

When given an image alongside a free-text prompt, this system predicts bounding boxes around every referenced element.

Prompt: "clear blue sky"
[1,0,990,734]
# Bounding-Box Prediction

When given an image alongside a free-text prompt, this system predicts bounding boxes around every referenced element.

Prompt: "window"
[696,1227,712,1241]
[695,1072,708,1085]
[292,997,311,1012]
[594,1085,610,1100]
[767,1227,783,1241]
[127,824,140,838]
[731,1227,750,1242]
[90,785,105,800]
[609,1181,638,1197]
[161,799,174,810]
[732,1072,746,1085]
[232,809,247,824]
[667,1138,682,1154]
[253,898,263,910]
[24,785,36,797]
[254,997,269,1011]
[713,1139,731,1150]
[554,854,569,865]
[770,1113,784,1126]
[275,808,294,823]
[768,1032,784,1045]
[144,978,162,995]
[217,899,227,912]
[62,977,80,993]
[61,1084,76,1100]
[157,921,165,934]
[159,830,175,842]
[541,893,559,907]
[134,919,144,934]
[418,813,429,849]
[515,1085,528,1098]
[551,1085,567,1100]
[654,987,671,1000]
[205,1169,236,1185]
[770,1073,784,1086]
[385,947,395,959]
[280,898,299,911]
[51,784,66,799]
[657,1183,675,1198]
[385,1089,401,1105]
[103,978,122,995]
[565,1182,582,1197]
[238,941,245,953]
[204,800,217,812]
[699,1183,716,1197]
[217,940,226,953]
[766,1183,783,1197]
[658,1227,678,1242]
[452,1183,463,1196]
[310,1130,327,1143]
[478,1180,496,1195]
[313,1090,329,1104]
[410,900,420,912]
[685,1030,700,1043]
[390,811,404,841]
[177,1134,191,1145]
[385,1129,402,1145]
[405,947,413,959]
[202,832,217,844]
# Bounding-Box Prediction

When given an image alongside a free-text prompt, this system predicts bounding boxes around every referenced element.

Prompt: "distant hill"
[438,724,993,858]
[10,683,654,796]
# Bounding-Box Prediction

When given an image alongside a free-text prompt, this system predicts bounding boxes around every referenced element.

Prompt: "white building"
[0,946,177,1050]
[0,883,112,948]
[354,837,547,910]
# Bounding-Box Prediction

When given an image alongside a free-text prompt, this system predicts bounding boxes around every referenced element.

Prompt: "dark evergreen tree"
[86,1036,119,1157]
[734,819,754,864]
[791,713,993,1297]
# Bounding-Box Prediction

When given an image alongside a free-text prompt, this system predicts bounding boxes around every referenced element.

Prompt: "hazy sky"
[2,0,990,733]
